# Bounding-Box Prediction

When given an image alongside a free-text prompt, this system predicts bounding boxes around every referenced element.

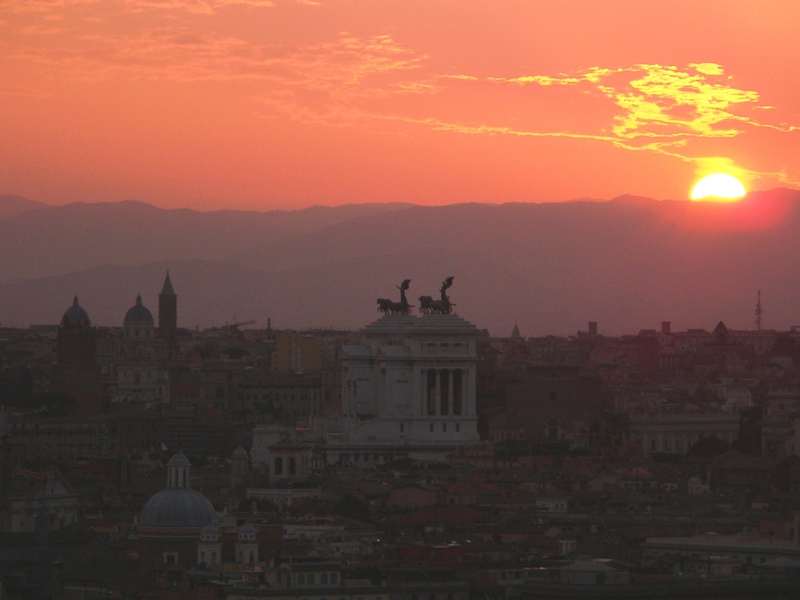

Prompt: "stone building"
[7,466,80,532]
[52,296,103,413]
[324,313,481,463]
[115,294,169,404]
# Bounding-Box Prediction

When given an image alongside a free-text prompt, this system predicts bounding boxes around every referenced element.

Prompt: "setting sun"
[690,173,747,202]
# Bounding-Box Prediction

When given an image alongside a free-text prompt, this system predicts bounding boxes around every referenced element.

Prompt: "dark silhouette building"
[57,295,95,367]
[158,270,177,342]
[53,296,103,414]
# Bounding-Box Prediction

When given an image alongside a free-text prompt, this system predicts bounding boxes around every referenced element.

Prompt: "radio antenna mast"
[755,290,764,331]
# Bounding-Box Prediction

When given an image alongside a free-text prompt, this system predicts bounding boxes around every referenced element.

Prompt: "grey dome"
[124,294,154,324]
[139,488,216,528]
[239,522,256,534]
[231,446,249,459]
[167,453,192,468]
[62,296,91,328]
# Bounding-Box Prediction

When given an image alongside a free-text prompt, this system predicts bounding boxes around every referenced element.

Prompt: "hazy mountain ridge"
[0,194,47,218]
[0,198,413,282]
[1,190,799,336]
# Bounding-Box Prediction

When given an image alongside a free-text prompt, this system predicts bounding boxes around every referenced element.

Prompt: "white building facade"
[324,313,480,463]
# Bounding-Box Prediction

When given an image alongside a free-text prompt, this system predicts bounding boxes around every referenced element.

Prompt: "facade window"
[452,369,463,415]
[440,369,450,415]
[430,423,434,432]
[426,369,437,415]
[547,418,561,442]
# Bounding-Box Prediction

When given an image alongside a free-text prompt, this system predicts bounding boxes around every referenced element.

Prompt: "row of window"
[273,456,304,476]
[427,423,461,433]
[294,572,339,585]
[248,597,378,600]
[239,391,319,401]
[339,453,393,463]
[425,342,465,352]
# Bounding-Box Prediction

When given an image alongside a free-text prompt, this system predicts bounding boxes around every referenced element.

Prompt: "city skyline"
[2,1,799,211]
[2,192,800,336]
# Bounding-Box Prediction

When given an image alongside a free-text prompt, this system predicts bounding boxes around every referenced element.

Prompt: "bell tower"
[158,271,177,341]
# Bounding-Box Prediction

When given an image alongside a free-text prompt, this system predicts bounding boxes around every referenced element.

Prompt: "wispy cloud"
[427,63,799,185]
[7,27,422,89]
[122,0,279,16]
[1,0,311,16]
[2,0,797,187]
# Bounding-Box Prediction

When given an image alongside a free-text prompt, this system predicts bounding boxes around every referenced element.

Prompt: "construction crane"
[228,315,257,329]
[231,320,257,328]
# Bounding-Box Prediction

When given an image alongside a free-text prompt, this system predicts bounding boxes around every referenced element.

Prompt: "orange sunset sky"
[1,0,799,212]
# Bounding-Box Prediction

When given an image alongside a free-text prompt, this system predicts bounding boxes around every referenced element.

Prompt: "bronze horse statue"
[377,279,413,315]
[419,276,455,314]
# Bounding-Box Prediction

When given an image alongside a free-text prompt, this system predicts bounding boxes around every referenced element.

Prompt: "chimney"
[661,321,672,335]
[588,322,598,336]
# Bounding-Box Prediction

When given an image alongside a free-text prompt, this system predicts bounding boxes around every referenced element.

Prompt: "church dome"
[167,453,192,468]
[138,453,216,529]
[124,294,154,325]
[231,446,249,460]
[238,521,257,542]
[239,522,256,535]
[61,295,91,328]
[139,488,216,528]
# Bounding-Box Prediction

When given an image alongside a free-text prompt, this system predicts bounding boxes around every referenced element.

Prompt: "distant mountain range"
[2,190,799,336]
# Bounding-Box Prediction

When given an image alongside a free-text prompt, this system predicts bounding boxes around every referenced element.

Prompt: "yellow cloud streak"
[436,63,799,186]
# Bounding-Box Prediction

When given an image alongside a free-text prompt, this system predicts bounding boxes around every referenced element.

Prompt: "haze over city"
[7,5,800,597]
